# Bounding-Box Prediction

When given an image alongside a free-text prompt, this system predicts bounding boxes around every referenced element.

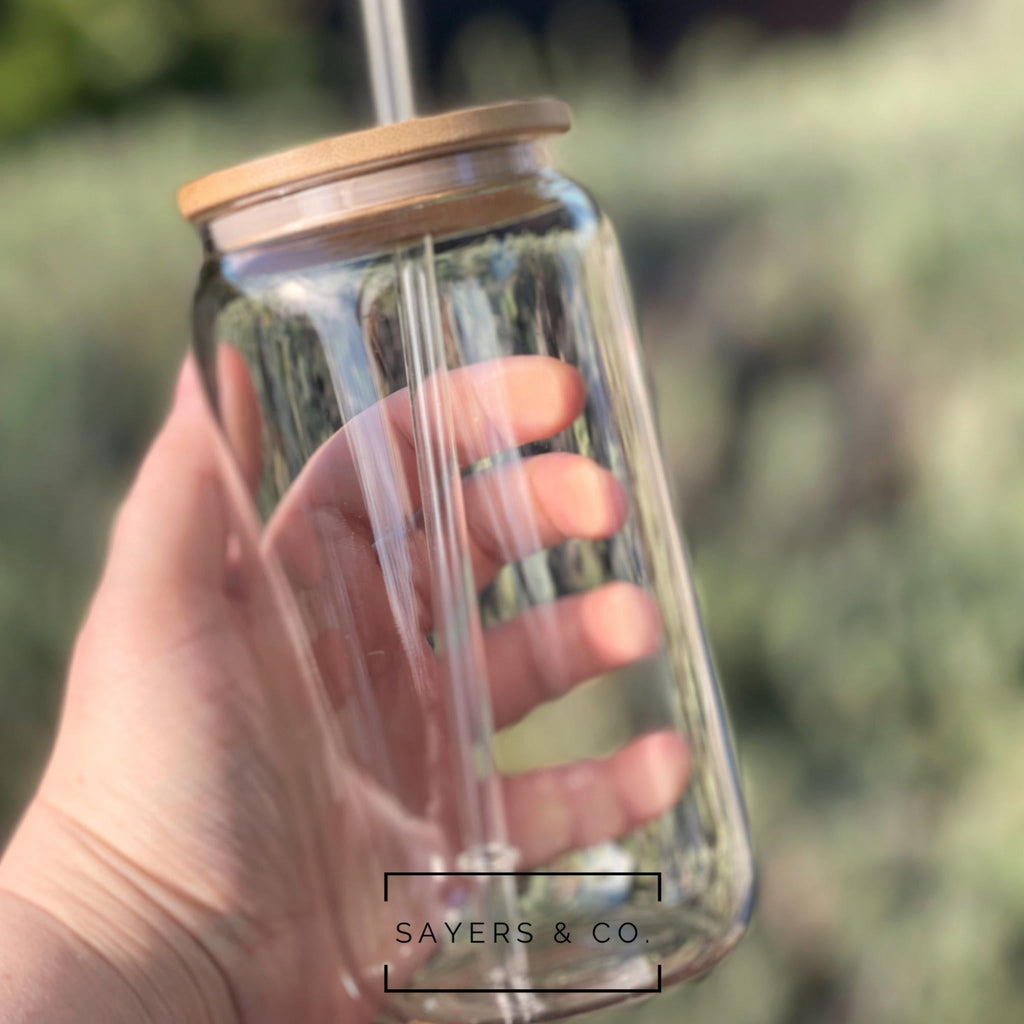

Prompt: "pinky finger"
[502,730,690,869]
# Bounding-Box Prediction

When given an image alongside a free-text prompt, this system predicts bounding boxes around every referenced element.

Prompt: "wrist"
[0,803,240,1024]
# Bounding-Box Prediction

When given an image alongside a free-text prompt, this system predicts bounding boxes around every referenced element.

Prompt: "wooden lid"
[177,98,571,222]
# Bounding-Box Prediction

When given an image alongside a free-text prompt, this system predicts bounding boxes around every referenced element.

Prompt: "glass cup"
[177,99,753,1024]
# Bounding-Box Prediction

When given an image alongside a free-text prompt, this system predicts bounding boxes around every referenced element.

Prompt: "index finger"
[269,355,585,534]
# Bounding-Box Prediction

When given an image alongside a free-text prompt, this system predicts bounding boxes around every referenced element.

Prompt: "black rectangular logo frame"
[382,871,663,995]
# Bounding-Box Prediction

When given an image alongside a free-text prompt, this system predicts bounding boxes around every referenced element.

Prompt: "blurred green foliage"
[2,0,1024,1021]
[0,0,363,135]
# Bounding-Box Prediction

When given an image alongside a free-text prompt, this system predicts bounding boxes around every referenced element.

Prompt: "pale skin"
[0,353,688,1023]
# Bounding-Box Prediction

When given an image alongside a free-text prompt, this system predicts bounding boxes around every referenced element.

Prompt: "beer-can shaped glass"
[177,99,753,1024]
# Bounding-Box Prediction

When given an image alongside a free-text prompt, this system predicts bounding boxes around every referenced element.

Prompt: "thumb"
[101,356,232,602]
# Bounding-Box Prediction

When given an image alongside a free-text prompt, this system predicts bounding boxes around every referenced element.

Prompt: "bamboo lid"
[177,98,571,223]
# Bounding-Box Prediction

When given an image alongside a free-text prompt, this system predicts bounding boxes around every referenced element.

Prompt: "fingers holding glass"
[502,731,691,868]
[233,352,686,865]
[269,355,585,527]
[484,582,662,729]
[460,452,629,589]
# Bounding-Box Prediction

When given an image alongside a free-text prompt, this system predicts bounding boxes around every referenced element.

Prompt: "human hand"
[0,352,688,1023]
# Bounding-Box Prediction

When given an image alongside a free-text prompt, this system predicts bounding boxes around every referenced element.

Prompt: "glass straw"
[357,1,527,1008]
[360,0,416,124]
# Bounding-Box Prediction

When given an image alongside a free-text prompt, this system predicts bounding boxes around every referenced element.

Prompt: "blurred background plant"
[2,0,1023,1021]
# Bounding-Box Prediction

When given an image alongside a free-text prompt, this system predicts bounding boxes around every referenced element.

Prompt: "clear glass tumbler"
[178,99,753,1024]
